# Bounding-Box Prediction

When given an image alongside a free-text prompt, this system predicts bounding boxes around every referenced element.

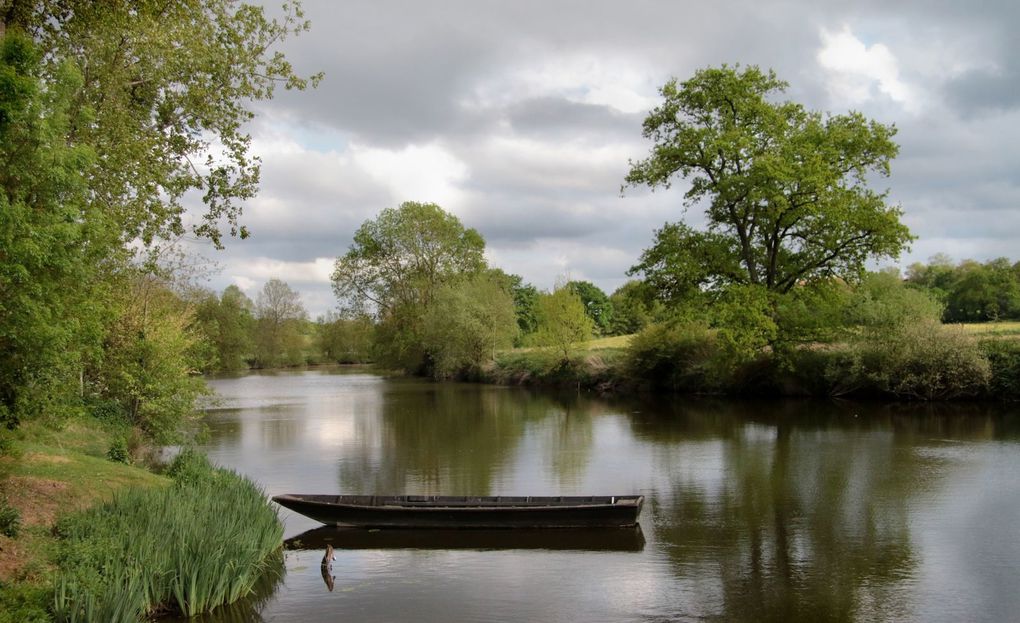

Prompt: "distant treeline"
[905,255,1020,323]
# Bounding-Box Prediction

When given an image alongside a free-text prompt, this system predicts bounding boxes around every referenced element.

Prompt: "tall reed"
[52,452,283,621]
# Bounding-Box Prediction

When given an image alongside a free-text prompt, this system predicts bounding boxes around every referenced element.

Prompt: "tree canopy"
[626,65,913,298]
[332,202,490,373]
[0,2,317,430]
[332,201,486,316]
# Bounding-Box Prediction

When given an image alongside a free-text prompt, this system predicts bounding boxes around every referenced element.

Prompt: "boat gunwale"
[273,494,644,512]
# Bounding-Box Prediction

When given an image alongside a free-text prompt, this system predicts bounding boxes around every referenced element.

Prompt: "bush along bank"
[484,322,1020,402]
[51,450,283,622]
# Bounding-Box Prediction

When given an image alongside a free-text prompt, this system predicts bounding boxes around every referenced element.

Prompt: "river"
[193,367,1020,622]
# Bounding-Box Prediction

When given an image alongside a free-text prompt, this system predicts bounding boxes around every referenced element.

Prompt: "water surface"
[195,368,1020,622]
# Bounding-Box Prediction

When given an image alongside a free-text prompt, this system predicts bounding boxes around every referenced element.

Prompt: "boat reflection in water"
[285,525,646,553]
[289,525,645,593]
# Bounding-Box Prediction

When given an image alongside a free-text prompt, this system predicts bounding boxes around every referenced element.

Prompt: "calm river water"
[194,367,1020,622]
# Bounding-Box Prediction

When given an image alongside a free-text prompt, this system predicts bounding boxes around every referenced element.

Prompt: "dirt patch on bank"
[0,534,33,582]
[2,476,70,527]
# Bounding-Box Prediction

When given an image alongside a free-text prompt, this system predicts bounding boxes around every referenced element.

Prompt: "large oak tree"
[626,66,913,301]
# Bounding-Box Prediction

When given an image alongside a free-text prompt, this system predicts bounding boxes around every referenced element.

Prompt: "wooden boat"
[272,494,644,529]
[284,525,646,551]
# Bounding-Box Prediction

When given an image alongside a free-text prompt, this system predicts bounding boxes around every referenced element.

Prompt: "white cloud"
[817,25,920,113]
[351,142,469,210]
[466,53,660,115]
[232,257,335,285]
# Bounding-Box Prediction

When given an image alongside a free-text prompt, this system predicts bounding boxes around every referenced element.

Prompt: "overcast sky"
[186,0,1020,317]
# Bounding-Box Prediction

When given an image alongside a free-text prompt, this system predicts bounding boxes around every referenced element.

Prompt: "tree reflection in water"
[336,381,602,495]
[631,399,1017,622]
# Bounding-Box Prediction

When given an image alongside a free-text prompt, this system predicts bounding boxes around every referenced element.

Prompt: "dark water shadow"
[284,525,646,552]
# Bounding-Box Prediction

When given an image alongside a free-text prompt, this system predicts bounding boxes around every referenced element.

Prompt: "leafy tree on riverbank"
[423,273,520,378]
[332,202,488,373]
[254,279,308,368]
[533,284,595,360]
[195,285,257,372]
[625,65,914,351]
[0,2,317,432]
[566,281,614,336]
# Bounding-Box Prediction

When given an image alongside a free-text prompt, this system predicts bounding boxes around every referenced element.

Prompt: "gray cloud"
[210,0,1020,315]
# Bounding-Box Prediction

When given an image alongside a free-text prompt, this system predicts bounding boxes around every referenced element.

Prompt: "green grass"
[52,451,283,621]
[0,419,169,622]
[955,321,1020,336]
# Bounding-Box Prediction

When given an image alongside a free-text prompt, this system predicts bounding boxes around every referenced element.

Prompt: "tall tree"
[565,281,613,336]
[0,31,103,426]
[534,284,594,359]
[422,273,519,379]
[11,0,320,248]
[332,201,486,315]
[194,285,255,371]
[254,279,307,368]
[626,65,913,298]
[0,2,317,430]
[331,202,486,372]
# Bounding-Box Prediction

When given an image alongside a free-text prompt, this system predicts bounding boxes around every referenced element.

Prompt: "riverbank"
[482,326,1020,401]
[0,419,167,621]
[0,419,283,622]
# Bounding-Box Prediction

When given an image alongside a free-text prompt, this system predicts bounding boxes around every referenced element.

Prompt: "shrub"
[980,339,1020,401]
[626,322,720,391]
[164,448,214,487]
[106,437,130,464]
[831,321,991,400]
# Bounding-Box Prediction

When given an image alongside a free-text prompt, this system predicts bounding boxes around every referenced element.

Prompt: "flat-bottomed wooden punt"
[272,494,644,529]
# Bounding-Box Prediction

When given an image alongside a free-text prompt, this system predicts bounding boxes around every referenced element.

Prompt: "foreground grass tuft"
[51,451,282,621]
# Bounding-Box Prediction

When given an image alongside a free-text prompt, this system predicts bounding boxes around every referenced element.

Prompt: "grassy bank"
[485,324,1020,401]
[0,419,168,622]
[0,421,282,622]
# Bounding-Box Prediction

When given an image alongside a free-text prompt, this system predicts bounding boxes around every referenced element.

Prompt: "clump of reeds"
[52,451,283,622]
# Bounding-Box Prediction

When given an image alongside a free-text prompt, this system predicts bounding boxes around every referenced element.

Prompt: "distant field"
[581,335,634,349]
[955,321,1020,336]
[507,334,634,354]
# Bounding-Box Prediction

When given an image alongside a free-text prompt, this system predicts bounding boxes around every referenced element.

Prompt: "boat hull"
[272,494,643,529]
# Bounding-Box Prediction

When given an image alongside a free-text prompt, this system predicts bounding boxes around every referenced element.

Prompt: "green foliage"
[253,279,308,368]
[980,339,1020,401]
[0,496,21,537]
[827,321,991,400]
[626,65,913,320]
[422,273,520,378]
[565,281,614,336]
[194,285,256,372]
[0,31,104,428]
[1,2,319,435]
[52,455,282,620]
[95,273,209,444]
[772,279,851,349]
[533,284,595,359]
[332,201,486,315]
[625,322,720,391]
[106,437,130,464]
[712,284,778,363]
[0,583,50,623]
[492,271,541,344]
[844,269,943,329]
[165,448,215,487]
[332,202,488,372]
[608,280,664,335]
[908,256,1020,323]
[317,311,375,364]
[26,0,320,248]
